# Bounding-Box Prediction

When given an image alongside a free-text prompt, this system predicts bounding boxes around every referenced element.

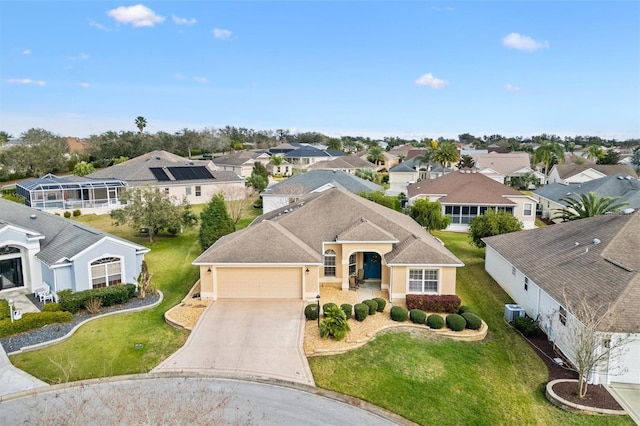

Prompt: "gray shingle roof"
[213,151,263,166]
[0,198,147,267]
[552,164,638,180]
[285,146,333,158]
[389,162,416,173]
[533,174,640,209]
[263,170,382,195]
[483,211,640,333]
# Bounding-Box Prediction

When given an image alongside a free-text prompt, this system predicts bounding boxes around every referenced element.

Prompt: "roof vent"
[625,176,632,180]
[623,207,635,215]
[617,176,624,180]
[30,214,37,220]
[593,238,601,245]
[156,157,161,160]
[574,242,579,247]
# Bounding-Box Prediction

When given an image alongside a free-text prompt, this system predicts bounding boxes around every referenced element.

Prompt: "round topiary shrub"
[462,312,482,330]
[426,314,445,329]
[63,211,71,218]
[323,302,338,317]
[373,297,386,312]
[363,299,378,315]
[446,314,467,331]
[72,209,81,217]
[409,309,427,324]
[354,303,369,322]
[390,306,408,322]
[340,303,353,319]
[458,305,473,314]
[304,303,319,321]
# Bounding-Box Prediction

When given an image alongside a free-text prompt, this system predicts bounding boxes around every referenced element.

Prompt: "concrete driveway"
[154,300,314,386]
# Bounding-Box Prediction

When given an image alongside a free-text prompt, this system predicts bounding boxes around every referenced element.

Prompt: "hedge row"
[405,294,461,313]
[0,311,73,338]
[0,300,9,321]
[59,284,137,313]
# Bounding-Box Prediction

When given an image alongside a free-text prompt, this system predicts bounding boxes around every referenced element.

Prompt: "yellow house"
[194,188,463,303]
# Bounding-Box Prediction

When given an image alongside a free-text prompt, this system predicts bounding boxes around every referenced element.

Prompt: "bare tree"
[222,187,253,225]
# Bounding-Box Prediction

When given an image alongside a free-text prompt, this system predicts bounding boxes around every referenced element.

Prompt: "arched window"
[0,246,20,256]
[323,249,336,277]
[90,257,122,289]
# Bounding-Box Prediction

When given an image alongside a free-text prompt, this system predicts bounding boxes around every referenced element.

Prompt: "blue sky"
[1,1,639,140]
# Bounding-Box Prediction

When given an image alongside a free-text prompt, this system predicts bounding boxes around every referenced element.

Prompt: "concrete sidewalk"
[0,343,48,398]
[608,383,640,425]
[154,300,315,386]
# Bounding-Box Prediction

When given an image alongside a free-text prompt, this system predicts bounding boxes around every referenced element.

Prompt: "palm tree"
[367,146,385,166]
[135,116,147,134]
[586,144,603,161]
[413,150,433,179]
[553,192,629,222]
[326,138,342,151]
[457,154,475,169]
[533,142,564,182]
[355,168,379,183]
[269,154,284,175]
[431,142,459,172]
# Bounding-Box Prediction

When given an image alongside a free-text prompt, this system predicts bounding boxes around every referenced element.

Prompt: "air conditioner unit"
[504,304,525,322]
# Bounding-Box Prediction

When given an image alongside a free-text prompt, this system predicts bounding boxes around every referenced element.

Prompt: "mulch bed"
[523,333,623,411]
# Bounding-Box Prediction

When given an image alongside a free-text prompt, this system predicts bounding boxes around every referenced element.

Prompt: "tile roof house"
[407,170,537,231]
[261,170,382,213]
[547,164,637,185]
[88,150,246,204]
[212,150,272,178]
[194,188,463,302]
[533,174,640,222]
[0,198,148,298]
[483,210,640,386]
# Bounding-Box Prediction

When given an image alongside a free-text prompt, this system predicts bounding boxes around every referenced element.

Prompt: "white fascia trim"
[49,261,72,269]
[386,263,465,268]
[334,240,399,244]
[191,262,323,267]
[70,236,147,261]
[0,224,45,241]
[506,195,538,202]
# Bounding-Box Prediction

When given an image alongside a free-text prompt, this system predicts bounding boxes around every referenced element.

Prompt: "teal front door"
[363,252,381,279]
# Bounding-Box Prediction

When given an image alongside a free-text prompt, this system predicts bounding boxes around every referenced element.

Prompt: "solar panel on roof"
[150,168,171,181]
[167,166,214,181]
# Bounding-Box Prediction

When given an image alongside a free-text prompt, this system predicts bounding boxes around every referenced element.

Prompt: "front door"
[0,258,24,290]
[363,252,381,279]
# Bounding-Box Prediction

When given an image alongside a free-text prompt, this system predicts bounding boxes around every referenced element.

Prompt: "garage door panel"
[217,267,302,299]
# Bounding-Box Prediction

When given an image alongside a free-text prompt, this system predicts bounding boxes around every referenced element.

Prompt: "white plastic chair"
[33,283,49,297]
[40,293,54,304]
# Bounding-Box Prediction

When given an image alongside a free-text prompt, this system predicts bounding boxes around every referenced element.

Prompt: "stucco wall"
[163,181,246,204]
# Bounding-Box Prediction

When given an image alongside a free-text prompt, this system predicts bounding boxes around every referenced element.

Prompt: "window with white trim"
[185,186,192,196]
[349,253,357,276]
[524,276,529,291]
[90,257,122,289]
[524,203,533,216]
[164,188,170,195]
[324,249,336,277]
[408,269,439,293]
[195,185,201,197]
[559,306,567,326]
[511,266,516,276]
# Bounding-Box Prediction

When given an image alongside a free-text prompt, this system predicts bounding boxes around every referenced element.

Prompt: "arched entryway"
[0,245,24,290]
[363,252,382,281]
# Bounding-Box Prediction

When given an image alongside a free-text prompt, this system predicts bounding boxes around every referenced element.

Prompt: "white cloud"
[505,83,520,92]
[22,49,31,55]
[212,28,232,39]
[172,15,196,26]
[89,20,111,31]
[7,78,46,86]
[194,76,208,84]
[107,4,165,27]
[78,82,90,88]
[414,73,448,89]
[501,33,549,52]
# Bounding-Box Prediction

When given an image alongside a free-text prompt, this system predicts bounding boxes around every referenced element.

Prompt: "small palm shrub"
[462,312,482,330]
[322,303,338,317]
[390,306,408,322]
[409,309,427,324]
[319,305,350,341]
[354,303,369,322]
[363,299,378,315]
[340,303,352,319]
[426,314,445,329]
[304,303,319,321]
[446,314,467,331]
[85,297,102,314]
[373,297,386,312]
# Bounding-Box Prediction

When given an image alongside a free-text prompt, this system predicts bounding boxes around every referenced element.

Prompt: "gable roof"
[472,152,532,175]
[263,170,382,196]
[285,146,335,158]
[483,211,640,333]
[195,188,462,267]
[389,162,416,173]
[0,198,147,267]
[213,150,265,166]
[551,164,637,180]
[407,170,525,204]
[308,155,376,170]
[533,174,640,209]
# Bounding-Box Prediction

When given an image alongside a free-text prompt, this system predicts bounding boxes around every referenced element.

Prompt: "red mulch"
[522,333,623,411]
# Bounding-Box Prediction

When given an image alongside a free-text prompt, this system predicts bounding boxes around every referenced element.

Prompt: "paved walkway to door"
[154,300,315,386]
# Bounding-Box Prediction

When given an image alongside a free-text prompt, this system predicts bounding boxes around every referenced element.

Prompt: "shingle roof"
[407,170,523,204]
[483,211,640,333]
[195,188,462,266]
[0,198,147,267]
[308,155,376,170]
[263,170,382,195]
[552,164,638,180]
[213,151,263,166]
[533,174,640,209]
[389,162,416,173]
[285,146,333,158]
[472,152,532,175]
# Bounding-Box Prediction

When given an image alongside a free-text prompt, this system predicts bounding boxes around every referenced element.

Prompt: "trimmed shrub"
[373,297,386,312]
[462,312,482,330]
[446,314,467,331]
[354,303,369,322]
[319,305,350,341]
[409,309,427,324]
[0,311,73,338]
[340,303,353,319]
[0,300,9,320]
[406,294,461,313]
[512,316,541,337]
[63,211,71,218]
[363,299,378,315]
[458,305,473,314]
[322,303,338,317]
[59,285,133,314]
[123,283,137,299]
[42,302,62,312]
[73,209,81,217]
[426,314,445,329]
[390,306,408,322]
[304,303,319,321]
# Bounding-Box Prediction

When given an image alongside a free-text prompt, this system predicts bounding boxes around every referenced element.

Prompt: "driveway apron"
[154,300,315,386]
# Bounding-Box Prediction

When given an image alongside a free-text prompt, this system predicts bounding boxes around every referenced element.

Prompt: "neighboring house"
[261,170,382,214]
[268,142,298,155]
[547,164,637,185]
[355,150,400,171]
[193,188,464,302]
[0,198,148,298]
[212,150,271,178]
[533,174,640,222]
[307,155,377,175]
[88,150,246,203]
[471,152,542,186]
[483,211,640,386]
[16,174,128,214]
[407,170,537,231]
[284,146,340,169]
[387,158,445,196]
[66,137,87,154]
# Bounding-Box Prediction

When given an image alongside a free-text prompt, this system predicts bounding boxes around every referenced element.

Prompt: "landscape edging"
[545,379,627,416]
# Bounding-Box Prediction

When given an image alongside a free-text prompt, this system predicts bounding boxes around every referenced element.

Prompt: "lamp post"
[316,294,321,327]
[8,299,14,324]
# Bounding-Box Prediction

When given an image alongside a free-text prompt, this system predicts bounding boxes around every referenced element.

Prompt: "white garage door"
[217,267,302,299]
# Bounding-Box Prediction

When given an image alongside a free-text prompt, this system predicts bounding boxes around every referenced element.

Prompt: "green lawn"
[309,231,633,426]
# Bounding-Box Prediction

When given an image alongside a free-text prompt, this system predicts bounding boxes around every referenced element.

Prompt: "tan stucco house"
[194,188,463,302]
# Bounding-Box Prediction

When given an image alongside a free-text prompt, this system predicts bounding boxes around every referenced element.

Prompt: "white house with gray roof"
[0,198,148,298]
